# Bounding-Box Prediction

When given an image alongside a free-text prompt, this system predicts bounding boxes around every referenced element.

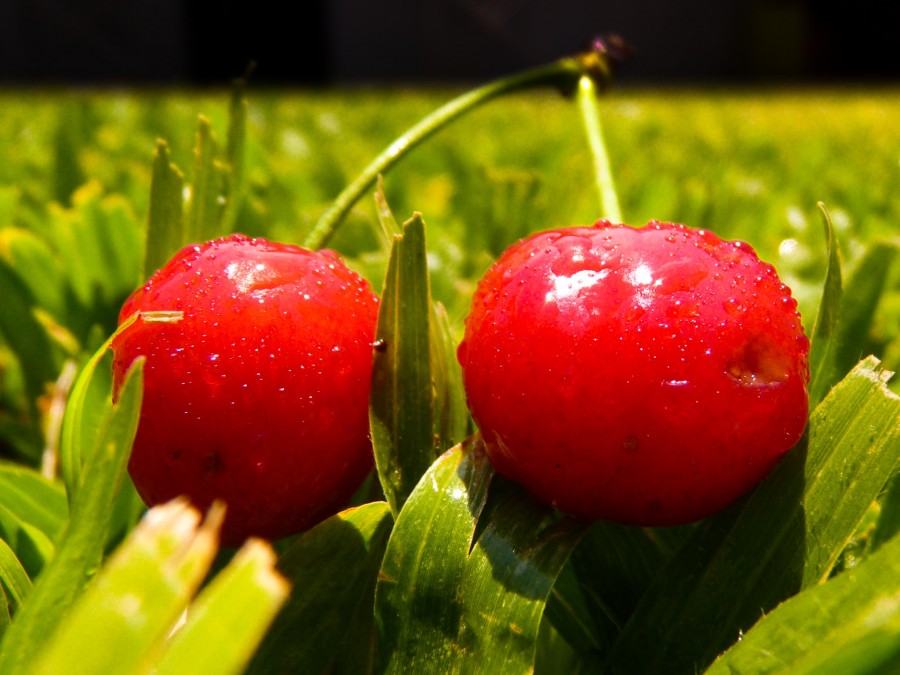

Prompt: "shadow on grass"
[603,434,810,674]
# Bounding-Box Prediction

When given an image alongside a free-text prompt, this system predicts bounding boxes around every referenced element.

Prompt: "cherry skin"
[112,234,379,546]
[458,221,810,526]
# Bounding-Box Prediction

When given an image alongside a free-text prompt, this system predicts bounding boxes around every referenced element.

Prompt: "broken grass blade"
[29,500,222,675]
[153,539,288,675]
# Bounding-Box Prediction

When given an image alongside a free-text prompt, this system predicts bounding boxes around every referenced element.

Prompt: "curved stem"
[577,75,622,223]
[304,54,610,250]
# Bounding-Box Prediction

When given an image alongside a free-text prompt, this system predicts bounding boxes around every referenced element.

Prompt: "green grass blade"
[28,499,221,675]
[51,101,89,205]
[370,214,437,517]
[604,356,900,674]
[144,140,185,277]
[246,502,393,675]
[707,529,900,674]
[0,360,143,675]
[807,203,844,407]
[185,116,225,245]
[835,239,899,377]
[374,176,403,239]
[0,256,60,421]
[0,463,67,543]
[58,316,134,499]
[375,436,493,673]
[0,539,30,618]
[544,562,604,655]
[800,359,900,584]
[376,435,588,673]
[78,192,143,306]
[871,472,900,554]
[43,184,142,340]
[0,585,8,637]
[0,506,56,581]
[153,539,288,675]
[0,228,67,328]
[459,480,588,674]
[553,520,692,657]
[219,80,248,234]
[430,300,469,452]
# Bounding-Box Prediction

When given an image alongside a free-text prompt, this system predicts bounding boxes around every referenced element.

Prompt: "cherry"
[112,234,379,546]
[457,221,809,526]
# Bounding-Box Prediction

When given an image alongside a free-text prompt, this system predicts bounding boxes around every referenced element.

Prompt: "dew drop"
[723,298,744,316]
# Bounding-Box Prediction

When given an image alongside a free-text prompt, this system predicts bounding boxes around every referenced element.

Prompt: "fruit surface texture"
[458,220,810,526]
[112,234,379,545]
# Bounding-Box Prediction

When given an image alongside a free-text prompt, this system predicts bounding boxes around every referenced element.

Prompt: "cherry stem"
[304,51,616,250]
[577,75,622,223]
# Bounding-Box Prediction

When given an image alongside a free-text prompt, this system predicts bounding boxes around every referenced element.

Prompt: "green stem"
[577,75,622,223]
[304,54,611,250]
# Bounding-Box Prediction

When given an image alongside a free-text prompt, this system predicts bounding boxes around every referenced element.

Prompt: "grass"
[10,88,900,336]
[0,81,899,674]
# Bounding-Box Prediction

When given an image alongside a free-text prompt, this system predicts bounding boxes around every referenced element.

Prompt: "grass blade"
[0,257,60,422]
[247,502,393,675]
[604,356,900,674]
[430,300,469,452]
[28,499,221,675]
[835,239,899,377]
[219,79,248,234]
[871,471,900,554]
[807,203,844,407]
[0,360,143,675]
[552,520,692,657]
[370,214,437,517]
[459,480,587,674]
[144,140,185,278]
[0,506,56,581]
[0,463,67,544]
[375,436,493,673]
[0,539,30,619]
[153,539,288,675]
[58,315,135,498]
[374,176,403,239]
[185,116,225,246]
[707,529,900,674]
[376,435,588,673]
[0,228,67,331]
[0,585,8,636]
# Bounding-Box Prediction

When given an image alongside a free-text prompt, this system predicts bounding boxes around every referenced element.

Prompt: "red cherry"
[112,234,379,546]
[458,221,809,526]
